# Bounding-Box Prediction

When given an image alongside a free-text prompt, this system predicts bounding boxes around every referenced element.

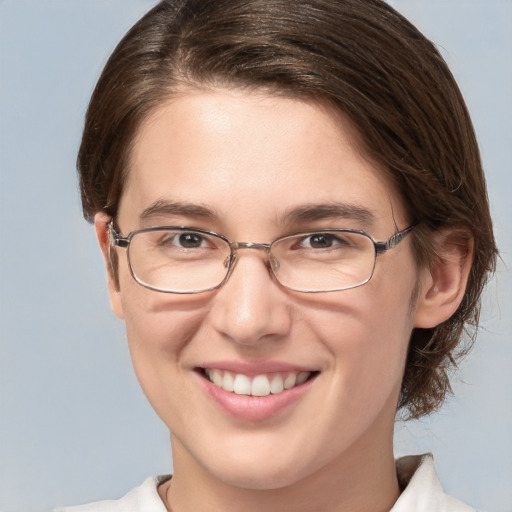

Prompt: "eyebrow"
[139,200,218,221]
[139,199,376,227]
[282,202,376,226]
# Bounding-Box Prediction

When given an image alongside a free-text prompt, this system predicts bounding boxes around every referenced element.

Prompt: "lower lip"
[198,372,317,422]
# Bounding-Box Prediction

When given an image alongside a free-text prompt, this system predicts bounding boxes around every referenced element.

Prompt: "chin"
[192,433,328,491]
[210,458,308,491]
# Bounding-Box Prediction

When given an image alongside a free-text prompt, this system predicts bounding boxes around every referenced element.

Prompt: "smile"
[203,369,315,397]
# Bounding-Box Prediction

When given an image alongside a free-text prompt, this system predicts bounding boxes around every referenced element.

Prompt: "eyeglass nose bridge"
[222,241,280,282]
[232,241,271,251]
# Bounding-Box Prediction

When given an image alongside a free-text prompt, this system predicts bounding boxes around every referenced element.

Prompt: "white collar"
[56,454,475,511]
[391,454,475,511]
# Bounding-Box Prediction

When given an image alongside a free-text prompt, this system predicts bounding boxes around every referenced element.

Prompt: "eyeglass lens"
[126,228,377,293]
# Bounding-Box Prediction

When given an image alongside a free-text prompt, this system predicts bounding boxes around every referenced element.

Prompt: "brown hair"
[78,0,497,418]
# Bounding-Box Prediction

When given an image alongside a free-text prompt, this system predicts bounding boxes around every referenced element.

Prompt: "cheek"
[326,308,409,383]
[122,295,207,361]
[118,283,206,404]
[306,274,415,401]
[117,261,207,353]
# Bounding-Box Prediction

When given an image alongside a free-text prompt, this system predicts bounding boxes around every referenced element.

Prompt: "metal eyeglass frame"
[108,221,415,294]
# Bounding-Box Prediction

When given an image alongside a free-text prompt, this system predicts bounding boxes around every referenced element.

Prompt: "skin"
[95,89,471,512]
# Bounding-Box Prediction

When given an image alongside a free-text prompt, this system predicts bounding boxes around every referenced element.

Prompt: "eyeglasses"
[108,222,415,294]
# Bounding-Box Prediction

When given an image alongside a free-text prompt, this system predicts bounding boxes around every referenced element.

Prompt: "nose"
[208,251,292,347]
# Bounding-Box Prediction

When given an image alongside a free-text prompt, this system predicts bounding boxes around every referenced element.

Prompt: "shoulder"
[53,475,170,512]
[392,454,476,512]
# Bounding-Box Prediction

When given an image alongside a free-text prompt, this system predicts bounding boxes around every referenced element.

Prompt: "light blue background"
[0,1,510,511]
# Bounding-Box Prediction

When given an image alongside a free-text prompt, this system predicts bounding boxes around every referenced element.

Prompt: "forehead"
[120,88,406,234]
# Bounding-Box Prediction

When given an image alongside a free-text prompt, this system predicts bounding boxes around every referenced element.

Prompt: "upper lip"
[197,360,318,377]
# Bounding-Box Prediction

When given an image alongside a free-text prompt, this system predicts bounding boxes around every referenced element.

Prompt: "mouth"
[199,368,319,397]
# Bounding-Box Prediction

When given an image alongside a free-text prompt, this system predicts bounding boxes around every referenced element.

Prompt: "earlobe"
[94,212,125,320]
[413,229,473,329]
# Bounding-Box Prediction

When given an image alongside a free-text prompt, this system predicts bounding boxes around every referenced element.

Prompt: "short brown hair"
[78,0,497,418]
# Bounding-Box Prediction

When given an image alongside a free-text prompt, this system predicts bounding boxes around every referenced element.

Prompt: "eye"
[176,232,206,248]
[158,231,212,250]
[298,233,350,249]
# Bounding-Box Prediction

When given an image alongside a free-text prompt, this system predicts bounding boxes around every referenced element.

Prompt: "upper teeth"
[205,369,311,397]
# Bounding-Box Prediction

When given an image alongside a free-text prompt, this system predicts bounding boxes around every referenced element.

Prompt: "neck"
[161,428,400,512]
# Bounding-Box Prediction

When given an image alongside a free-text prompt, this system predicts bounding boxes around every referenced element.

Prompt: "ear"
[413,229,473,328]
[94,212,125,320]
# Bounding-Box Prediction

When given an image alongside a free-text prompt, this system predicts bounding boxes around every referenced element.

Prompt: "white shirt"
[54,454,476,512]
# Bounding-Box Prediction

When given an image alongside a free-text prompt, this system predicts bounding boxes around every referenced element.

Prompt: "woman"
[56,0,497,510]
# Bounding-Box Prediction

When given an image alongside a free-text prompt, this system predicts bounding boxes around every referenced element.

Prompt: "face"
[101,89,428,490]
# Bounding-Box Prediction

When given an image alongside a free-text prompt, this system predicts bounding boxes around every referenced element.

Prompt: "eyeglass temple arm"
[374,225,416,254]
[107,221,129,248]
